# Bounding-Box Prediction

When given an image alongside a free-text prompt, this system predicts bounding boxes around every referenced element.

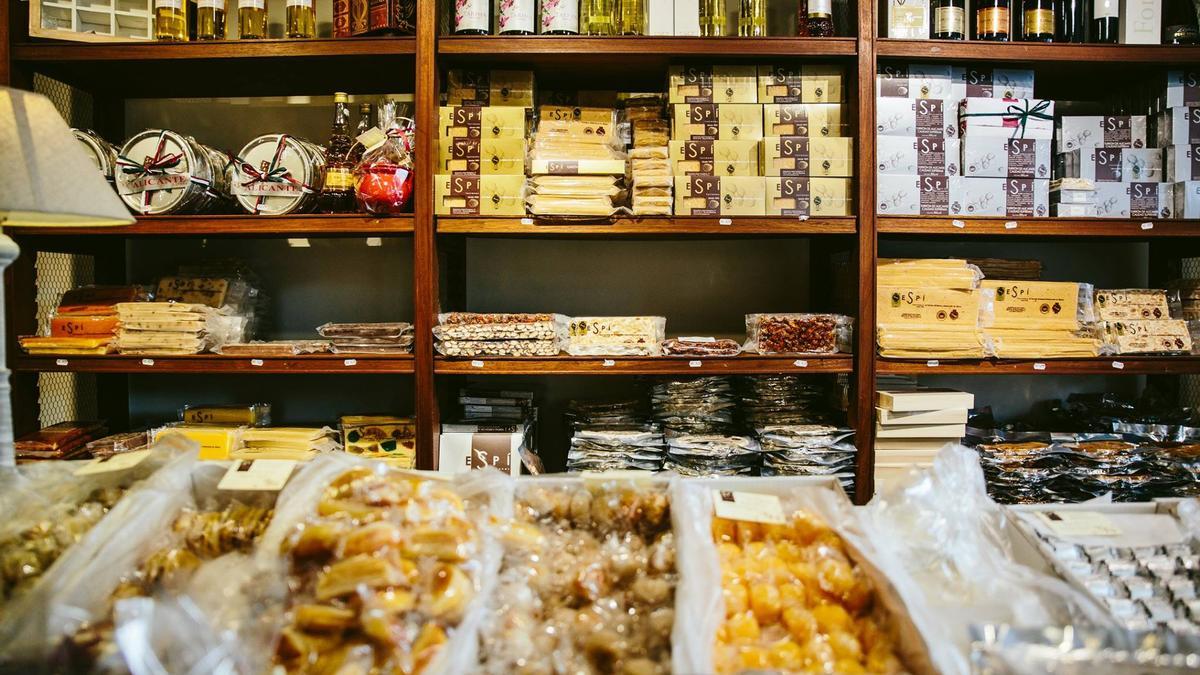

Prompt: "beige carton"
[668,65,757,104]
[435,174,526,216]
[803,65,845,103]
[767,177,852,216]
[537,106,616,125]
[439,106,527,140]
[757,65,804,103]
[671,103,764,140]
[761,136,853,177]
[980,281,1085,329]
[763,104,850,137]
[446,69,534,108]
[674,175,766,216]
[669,139,760,177]
[436,137,527,175]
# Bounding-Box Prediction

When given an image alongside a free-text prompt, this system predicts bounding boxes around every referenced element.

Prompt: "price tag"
[688,360,702,368]
[250,359,264,367]
[218,459,298,491]
[1004,221,1018,230]
[471,360,484,368]
[926,359,939,367]
[355,126,388,153]
[365,237,383,247]
[793,359,808,368]
[141,358,155,367]
[343,359,357,367]
[718,218,733,226]
[712,489,786,525]
[602,359,616,367]
[1034,510,1122,537]
[75,449,152,476]
[798,215,809,222]
[55,359,68,367]
[951,219,966,229]
[520,217,534,226]
[286,238,311,248]
[678,336,716,343]
[1141,222,1154,230]
[1033,362,1046,371]
[1112,361,1125,370]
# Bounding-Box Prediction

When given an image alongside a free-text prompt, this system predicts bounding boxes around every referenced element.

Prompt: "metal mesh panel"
[34,253,98,427]
[1181,258,1200,410]
[33,73,94,128]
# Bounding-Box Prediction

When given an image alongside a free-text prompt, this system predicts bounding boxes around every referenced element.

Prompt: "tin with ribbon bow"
[233,134,327,216]
[71,128,119,184]
[115,129,232,215]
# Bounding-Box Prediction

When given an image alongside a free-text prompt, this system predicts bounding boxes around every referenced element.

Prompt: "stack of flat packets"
[433,312,564,357]
[738,374,832,427]
[115,302,219,355]
[651,376,737,436]
[19,286,145,356]
[231,426,341,461]
[317,322,414,354]
[980,280,1102,358]
[1095,288,1193,354]
[876,258,989,359]
[757,425,856,492]
[565,400,665,471]
[664,434,761,476]
[526,108,626,217]
[627,94,672,216]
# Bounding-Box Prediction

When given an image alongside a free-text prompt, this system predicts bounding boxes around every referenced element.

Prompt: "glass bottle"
[320,93,357,214]
[795,0,808,34]
[196,0,225,38]
[539,0,579,33]
[500,0,536,33]
[932,0,966,37]
[454,0,491,34]
[155,0,188,40]
[618,0,646,33]
[350,102,374,165]
[698,0,726,35]
[1057,0,1086,40]
[1021,0,1054,40]
[738,0,767,35]
[976,0,1010,39]
[287,0,316,37]
[582,0,616,34]
[1091,0,1117,40]
[807,0,834,34]
[238,0,267,38]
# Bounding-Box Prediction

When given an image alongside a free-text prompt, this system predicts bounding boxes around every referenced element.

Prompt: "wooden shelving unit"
[5,0,1199,504]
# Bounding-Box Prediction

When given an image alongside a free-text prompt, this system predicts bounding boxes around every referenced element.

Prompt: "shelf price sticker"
[1004,221,1018,230]
[798,215,809,222]
[141,358,155,367]
[1141,222,1154,230]
[719,218,733,226]
[713,489,786,525]
[1034,510,1122,538]
[689,360,703,368]
[55,359,68,367]
[343,359,357,367]
[1033,362,1046,371]
[520,217,534,226]
[951,219,966,229]
[218,459,298,492]
[75,449,152,476]
[793,360,808,368]
[926,360,939,367]
[1112,361,1125,370]
[250,359,264,367]
[470,360,484,368]
[602,359,616,367]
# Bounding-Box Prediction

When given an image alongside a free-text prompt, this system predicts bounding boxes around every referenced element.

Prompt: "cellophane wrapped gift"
[354,106,415,216]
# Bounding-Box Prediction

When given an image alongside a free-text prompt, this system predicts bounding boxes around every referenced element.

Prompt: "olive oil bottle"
[196,0,226,38]
[238,0,267,38]
[287,0,316,37]
[698,0,727,35]
[155,0,188,40]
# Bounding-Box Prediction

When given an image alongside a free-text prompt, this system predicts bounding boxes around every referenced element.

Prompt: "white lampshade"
[0,86,134,227]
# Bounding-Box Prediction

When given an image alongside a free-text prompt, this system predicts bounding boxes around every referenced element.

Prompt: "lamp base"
[0,232,22,467]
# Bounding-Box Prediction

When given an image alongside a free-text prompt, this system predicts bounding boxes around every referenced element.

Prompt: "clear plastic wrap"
[181,403,271,427]
[436,339,559,357]
[214,340,332,356]
[477,476,677,674]
[1094,289,1173,321]
[1100,319,1194,354]
[316,322,413,339]
[985,327,1104,359]
[744,313,853,355]
[876,259,984,291]
[661,337,742,357]
[876,328,991,359]
[980,281,1095,328]
[970,623,1200,674]
[84,431,150,459]
[566,316,666,357]
[354,106,415,216]
[433,312,567,341]
[877,287,991,332]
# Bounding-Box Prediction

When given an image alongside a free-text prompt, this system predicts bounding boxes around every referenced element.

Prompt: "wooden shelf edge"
[11,215,415,237]
[877,356,1200,375]
[435,355,853,374]
[12,37,416,62]
[11,355,416,374]
[437,36,858,56]
[877,215,1200,237]
[437,216,857,235]
[876,39,1200,63]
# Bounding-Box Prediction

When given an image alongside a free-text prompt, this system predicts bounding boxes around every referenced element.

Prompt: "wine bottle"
[932,0,966,38]
[1091,0,1117,41]
[807,0,834,35]
[976,0,1010,39]
[499,0,536,33]
[1057,0,1086,41]
[1021,0,1055,40]
[454,0,491,34]
[539,0,580,33]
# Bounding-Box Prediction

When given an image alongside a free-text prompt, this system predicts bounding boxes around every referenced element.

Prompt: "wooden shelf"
[876,39,1200,64]
[877,356,1200,375]
[11,354,415,374]
[438,36,857,57]
[13,37,415,61]
[435,354,853,375]
[10,214,415,237]
[877,216,1200,238]
[437,216,857,235]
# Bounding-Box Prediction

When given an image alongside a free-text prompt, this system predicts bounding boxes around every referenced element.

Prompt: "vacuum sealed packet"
[566,316,667,357]
[662,337,742,357]
[434,312,566,341]
[744,313,853,355]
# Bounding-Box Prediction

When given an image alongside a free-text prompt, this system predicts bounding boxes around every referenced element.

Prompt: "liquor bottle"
[738,0,767,35]
[932,0,966,38]
[617,0,646,33]
[976,0,1010,39]
[1057,0,1086,40]
[539,0,579,33]
[350,102,374,165]
[1021,0,1054,40]
[582,0,616,34]
[155,0,188,40]
[1091,0,1117,40]
[196,0,226,38]
[796,0,808,34]
[499,0,536,33]
[320,93,357,214]
[807,0,834,34]
[1164,0,1198,43]
[287,0,316,36]
[238,0,267,37]
[454,0,490,33]
[699,0,727,34]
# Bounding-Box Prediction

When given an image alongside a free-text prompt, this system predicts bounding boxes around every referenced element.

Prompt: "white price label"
[365,237,382,247]
[141,358,155,367]
[75,449,152,476]
[1112,361,1125,369]
[793,359,808,368]
[355,127,388,153]
[1033,362,1046,371]
[1004,221,1018,230]
[679,336,716,343]
[712,489,786,525]
[926,359,939,367]
[55,359,68,367]
[602,359,616,367]
[1141,222,1154,230]
[688,360,703,368]
[287,238,311,248]
[251,359,264,367]
[520,217,534,225]
[343,359,357,367]
[471,360,484,368]
[218,459,298,491]
[286,0,314,6]
[718,218,733,226]
[951,219,966,229]
[1035,510,1122,537]
[798,215,809,221]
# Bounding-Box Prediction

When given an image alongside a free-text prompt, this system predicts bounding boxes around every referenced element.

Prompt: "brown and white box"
[961,137,1051,178]
[877,136,961,176]
[949,177,1050,217]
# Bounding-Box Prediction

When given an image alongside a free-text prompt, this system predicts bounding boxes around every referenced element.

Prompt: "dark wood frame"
[4,0,1198,504]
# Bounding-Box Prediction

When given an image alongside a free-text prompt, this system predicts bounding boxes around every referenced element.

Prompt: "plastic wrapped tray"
[215,340,332,356]
[662,337,742,357]
[745,313,852,355]
[436,338,560,357]
[181,403,271,427]
[434,313,566,341]
[316,322,414,339]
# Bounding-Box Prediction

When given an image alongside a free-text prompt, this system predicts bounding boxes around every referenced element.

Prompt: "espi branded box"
[1057,147,1163,182]
[1057,115,1149,151]
[756,65,846,104]
[671,103,764,140]
[876,174,952,215]
[877,64,1034,100]
[668,65,757,104]
[876,136,961,176]
[669,139,760,176]
[1154,107,1200,146]
[763,103,850,137]
[1161,69,1200,109]
[761,136,853,177]
[1092,181,1174,219]
[877,175,1049,216]
[961,137,1051,178]
[1165,145,1200,182]
[436,137,527,175]
[876,97,958,138]
[959,98,1055,140]
[767,177,852,216]
[674,175,766,216]
[438,105,527,139]
[435,173,526,216]
[1173,180,1200,218]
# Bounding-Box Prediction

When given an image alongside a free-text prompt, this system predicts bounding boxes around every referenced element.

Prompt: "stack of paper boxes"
[434,69,532,217]
[1055,109,1162,218]
[1161,70,1200,218]
[876,64,1048,218]
[669,65,853,218]
[874,387,974,488]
